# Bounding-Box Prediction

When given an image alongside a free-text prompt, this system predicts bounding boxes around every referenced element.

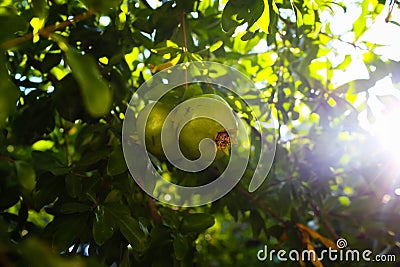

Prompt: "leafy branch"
[1,10,95,50]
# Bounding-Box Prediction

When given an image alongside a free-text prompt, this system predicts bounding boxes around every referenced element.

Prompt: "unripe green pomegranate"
[137,94,237,162]
[136,102,172,160]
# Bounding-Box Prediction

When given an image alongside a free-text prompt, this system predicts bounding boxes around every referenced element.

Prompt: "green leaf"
[221,0,264,34]
[209,40,223,52]
[173,234,188,260]
[32,151,68,175]
[117,215,148,252]
[0,80,19,128]
[93,205,115,245]
[295,6,303,28]
[44,213,88,249]
[249,210,264,239]
[120,247,131,267]
[15,161,36,191]
[32,140,54,151]
[150,224,172,246]
[353,0,371,40]
[0,57,20,128]
[33,175,64,210]
[60,202,91,214]
[32,0,48,19]
[257,0,270,33]
[54,74,85,121]
[181,213,215,233]
[104,189,122,203]
[105,204,149,252]
[66,51,112,117]
[336,55,352,70]
[0,14,27,45]
[65,174,82,198]
[303,11,315,26]
[247,0,264,28]
[182,84,203,100]
[57,39,112,117]
[221,1,240,33]
[107,143,127,176]
[389,20,400,27]
[77,149,111,167]
[80,0,121,13]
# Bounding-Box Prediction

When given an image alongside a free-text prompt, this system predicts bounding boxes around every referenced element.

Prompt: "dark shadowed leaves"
[93,205,115,245]
[181,213,215,233]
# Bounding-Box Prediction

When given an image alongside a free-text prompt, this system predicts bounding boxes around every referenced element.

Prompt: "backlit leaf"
[257,0,270,33]
[173,234,188,260]
[64,48,112,117]
[0,58,20,128]
[52,35,112,117]
[15,161,36,191]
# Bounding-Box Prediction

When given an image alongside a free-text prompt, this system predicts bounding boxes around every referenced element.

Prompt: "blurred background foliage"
[1,0,400,266]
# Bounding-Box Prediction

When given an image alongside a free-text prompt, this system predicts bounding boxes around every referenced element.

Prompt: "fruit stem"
[180,12,188,89]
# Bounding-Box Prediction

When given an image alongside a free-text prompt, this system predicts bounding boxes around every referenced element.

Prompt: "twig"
[319,32,367,51]
[321,219,339,240]
[0,245,13,267]
[310,202,339,240]
[148,198,162,224]
[236,186,287,225]
[385,0,397,23]
[180,12,188,90]
[1,10,95,50]
[0,155,15,163]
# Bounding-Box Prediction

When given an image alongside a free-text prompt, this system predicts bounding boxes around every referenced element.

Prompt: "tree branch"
[236,186,287,225]
[0,155,15,163]
[385,0,397,23]
[1,10,95,50]
[319,32,367,51]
